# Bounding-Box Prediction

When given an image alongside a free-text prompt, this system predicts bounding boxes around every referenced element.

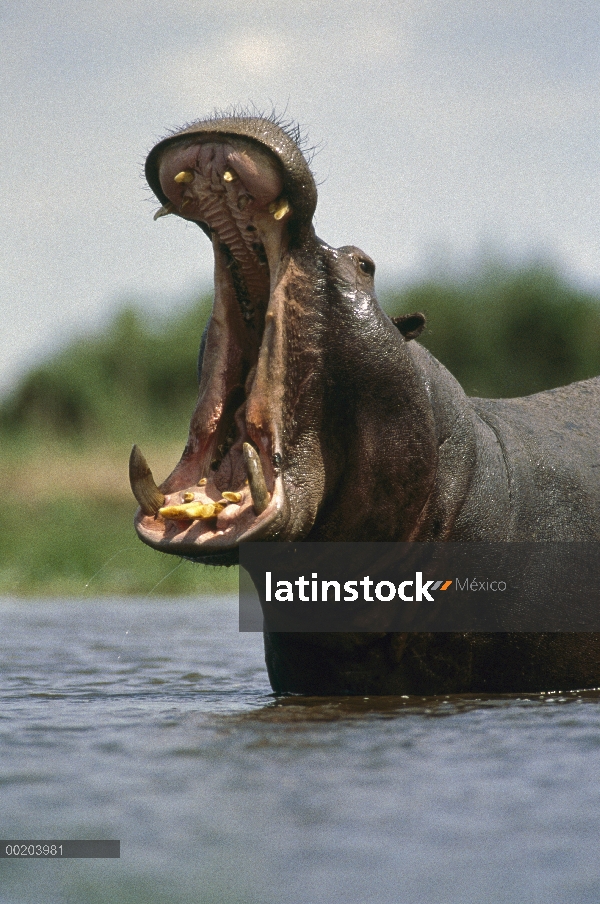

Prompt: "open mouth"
[131,122,316,561]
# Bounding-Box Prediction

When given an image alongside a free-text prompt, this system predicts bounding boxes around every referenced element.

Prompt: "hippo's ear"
[391,312,426,341]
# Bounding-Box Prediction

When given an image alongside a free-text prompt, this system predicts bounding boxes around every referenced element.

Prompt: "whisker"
[142,559,185,601]
[83,546,137,591]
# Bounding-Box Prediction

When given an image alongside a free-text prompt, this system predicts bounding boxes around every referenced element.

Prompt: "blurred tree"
[3,264,600,445]
[0,296,212,443]
[385,264,600,398]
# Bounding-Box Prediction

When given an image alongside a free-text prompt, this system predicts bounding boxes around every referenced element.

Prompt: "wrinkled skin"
[135,114,600,695]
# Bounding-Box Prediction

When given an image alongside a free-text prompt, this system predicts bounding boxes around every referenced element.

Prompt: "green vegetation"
[2,262,599,596]
[0,294,237,597]
[1,297,213,445]
[385,262,600,398]
[0,496,237,597]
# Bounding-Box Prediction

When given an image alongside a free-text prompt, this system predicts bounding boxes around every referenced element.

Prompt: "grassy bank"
[0,496,237,597]
[0,440,238,597]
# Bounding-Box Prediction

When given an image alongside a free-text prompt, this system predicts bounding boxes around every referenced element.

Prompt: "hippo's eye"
[359,258,375,277]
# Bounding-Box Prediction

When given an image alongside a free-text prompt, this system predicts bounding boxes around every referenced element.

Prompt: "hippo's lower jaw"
[131,128,314,562]
[131,443,287,565]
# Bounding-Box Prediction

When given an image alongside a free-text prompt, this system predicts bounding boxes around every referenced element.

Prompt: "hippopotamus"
[130,113,600,695]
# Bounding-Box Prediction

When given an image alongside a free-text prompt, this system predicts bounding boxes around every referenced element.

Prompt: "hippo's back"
[471,376,600,539]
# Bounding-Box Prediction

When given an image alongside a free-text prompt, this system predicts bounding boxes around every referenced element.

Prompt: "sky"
[2,0,599,392]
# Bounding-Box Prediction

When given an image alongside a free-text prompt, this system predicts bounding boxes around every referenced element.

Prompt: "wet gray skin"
[133,114,600,695]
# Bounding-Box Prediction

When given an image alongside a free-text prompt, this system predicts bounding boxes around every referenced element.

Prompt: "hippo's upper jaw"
[132,117,332,562]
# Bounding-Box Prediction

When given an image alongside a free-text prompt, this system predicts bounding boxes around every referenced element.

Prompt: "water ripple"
[2,597,600,904]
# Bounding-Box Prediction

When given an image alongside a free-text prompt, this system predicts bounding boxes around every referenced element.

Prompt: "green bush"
[0,296,213,444]
[384,264,600,398]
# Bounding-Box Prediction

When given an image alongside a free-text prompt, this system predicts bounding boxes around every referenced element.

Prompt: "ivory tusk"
[129,445,165,515]
[243,443,270,514]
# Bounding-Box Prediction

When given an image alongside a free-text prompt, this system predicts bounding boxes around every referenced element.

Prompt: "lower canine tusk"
[129,445,165,515]
[243,443,270,514]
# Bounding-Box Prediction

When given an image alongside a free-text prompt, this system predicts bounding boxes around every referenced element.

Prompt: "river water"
[1,596,600,903]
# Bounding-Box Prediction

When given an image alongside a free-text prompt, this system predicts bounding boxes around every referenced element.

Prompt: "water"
[1,597,600,903]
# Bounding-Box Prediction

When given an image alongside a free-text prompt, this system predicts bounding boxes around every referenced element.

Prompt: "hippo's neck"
[307,326,488,542]
[405,342,512,540]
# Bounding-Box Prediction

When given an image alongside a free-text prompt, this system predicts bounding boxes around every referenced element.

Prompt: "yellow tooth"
[182,492,195,502]
[153,203,175,220]
[158,501,226,521]
[197,477,207,486]
[179,198,191,210]
[174,170,194,184]
[223,169,237,182]
[222,491,242,503]
[271,198,290,221]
